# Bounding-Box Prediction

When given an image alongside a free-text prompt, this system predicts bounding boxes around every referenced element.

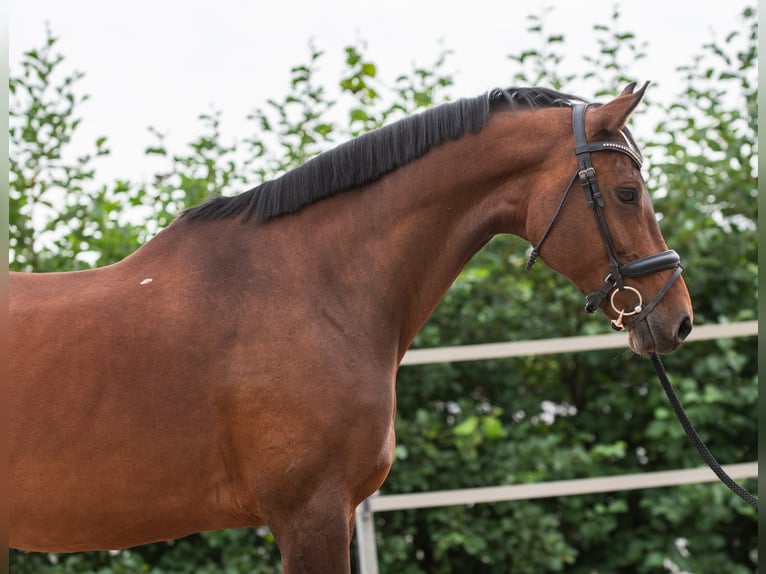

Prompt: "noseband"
[526,103,683,331]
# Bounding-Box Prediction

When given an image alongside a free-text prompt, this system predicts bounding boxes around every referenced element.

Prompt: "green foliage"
[10,6,756,573]
[9,26,113,271]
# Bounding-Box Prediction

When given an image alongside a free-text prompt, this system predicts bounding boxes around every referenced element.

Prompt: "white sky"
[9,0,752,186]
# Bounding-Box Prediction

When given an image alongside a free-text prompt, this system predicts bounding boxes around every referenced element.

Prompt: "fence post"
[355,496,379,574]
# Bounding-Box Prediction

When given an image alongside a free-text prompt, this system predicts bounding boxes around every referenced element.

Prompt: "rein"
[651,353,758,509]
[527,103,758,509]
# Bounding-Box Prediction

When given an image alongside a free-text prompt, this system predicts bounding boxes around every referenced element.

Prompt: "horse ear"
[588,81,650,135]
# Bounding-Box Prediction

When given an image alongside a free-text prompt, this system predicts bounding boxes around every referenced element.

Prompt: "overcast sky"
[9,0,751,185]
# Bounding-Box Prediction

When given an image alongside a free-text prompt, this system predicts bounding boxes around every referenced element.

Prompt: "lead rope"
[649,352,758,509]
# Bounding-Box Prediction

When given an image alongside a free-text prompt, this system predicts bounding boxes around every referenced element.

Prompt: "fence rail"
[400,319,757,365]
[356,321,759,574]
[364,463,758,513]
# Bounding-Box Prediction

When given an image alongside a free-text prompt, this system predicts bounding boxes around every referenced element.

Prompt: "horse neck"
[288,108,568,361]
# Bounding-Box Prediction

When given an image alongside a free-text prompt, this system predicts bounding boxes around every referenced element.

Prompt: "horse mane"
[180,87,587,223]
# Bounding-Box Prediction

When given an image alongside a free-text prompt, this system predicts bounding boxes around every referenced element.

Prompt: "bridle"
[523,103,758,509]
[526,103,684,331]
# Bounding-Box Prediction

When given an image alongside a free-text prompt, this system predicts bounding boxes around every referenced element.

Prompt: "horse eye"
[616,188,637,203]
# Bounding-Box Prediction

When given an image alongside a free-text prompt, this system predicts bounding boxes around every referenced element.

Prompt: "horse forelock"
[180,87,589,223]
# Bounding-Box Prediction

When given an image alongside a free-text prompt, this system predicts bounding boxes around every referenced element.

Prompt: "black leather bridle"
[526,103,684,331]
[524,103,759,509]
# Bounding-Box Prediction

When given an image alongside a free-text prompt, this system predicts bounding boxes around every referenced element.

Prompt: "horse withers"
[10,83,692,572]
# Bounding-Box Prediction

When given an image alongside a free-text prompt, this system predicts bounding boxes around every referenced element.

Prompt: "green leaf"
[453,416,479,437]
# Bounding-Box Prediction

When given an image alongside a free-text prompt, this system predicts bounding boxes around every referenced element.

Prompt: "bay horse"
[10,83,693,572]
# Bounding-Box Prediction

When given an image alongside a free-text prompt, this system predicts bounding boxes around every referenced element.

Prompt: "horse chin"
[626,318,681,356]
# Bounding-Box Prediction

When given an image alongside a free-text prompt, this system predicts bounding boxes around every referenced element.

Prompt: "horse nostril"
[677,316,693,342]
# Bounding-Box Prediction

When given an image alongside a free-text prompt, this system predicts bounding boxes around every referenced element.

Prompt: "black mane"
[181,87,587,223]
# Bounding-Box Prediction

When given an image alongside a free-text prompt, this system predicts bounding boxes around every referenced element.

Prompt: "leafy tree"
[9,26,112,272]
[9,6,756,573]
